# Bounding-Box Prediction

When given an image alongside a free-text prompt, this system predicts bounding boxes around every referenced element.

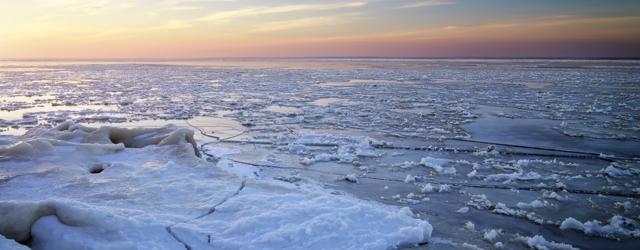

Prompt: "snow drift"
[0,122,432,249]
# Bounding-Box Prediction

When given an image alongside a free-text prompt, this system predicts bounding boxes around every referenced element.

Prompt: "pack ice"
[0,122,432,249]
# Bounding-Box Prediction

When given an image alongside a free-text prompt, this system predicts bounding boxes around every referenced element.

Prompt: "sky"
[1,0,640,59]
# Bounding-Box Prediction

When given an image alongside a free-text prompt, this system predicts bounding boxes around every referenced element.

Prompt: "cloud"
[159,0,237,12]
[198,2,367,22]
[251,16,342,33]
[44,0,135,15]
[397,0,455,9]
[163,5,201,11]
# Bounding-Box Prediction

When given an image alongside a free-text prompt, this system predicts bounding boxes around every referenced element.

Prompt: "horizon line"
[2,56,640,61]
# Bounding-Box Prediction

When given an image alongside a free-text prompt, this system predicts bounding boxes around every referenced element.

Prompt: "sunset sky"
[1,0,640,59]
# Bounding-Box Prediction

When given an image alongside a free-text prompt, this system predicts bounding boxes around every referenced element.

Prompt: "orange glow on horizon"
[1,1,639,58]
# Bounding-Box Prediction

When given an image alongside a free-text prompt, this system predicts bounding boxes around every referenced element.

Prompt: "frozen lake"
[1,58,640,249]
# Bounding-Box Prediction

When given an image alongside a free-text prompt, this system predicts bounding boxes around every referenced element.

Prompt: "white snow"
[614,201,633,212]
[0,123,432,249]
[400,206,417,218]
[0,234,29,250]
[516,235,578,250]
[294,134,381,165]
[420,156,456,175]
[484,171,541,183]
[483,229,502,242]
[464,221,475,231]
[559,216,640,239]
[461,242,484,250]
[2,59,639,249]
[601,165,632,177]
[438,184,452,192]
[400,173,414,183]
[456,207,470,214]
[493,203,545,224]
[517,199,549,209]
[342,173,359,183]
[542,191,568,201]
[419,183,451,193]
[420,183,434,193]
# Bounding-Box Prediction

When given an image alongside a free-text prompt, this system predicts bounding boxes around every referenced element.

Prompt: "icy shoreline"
[0,123,432,249]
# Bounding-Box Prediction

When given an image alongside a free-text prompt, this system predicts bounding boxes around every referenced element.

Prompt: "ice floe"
[0,123,432,249]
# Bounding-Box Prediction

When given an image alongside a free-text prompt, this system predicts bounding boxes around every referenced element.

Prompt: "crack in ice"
[165,179,247,249]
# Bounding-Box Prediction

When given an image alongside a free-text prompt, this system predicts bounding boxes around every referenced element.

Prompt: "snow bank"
[0,140,56,160]
[21,121,200,157]
[0,234,29,250]
[172,183,432,250]
[0,123,432,249]
[0,200,182,249]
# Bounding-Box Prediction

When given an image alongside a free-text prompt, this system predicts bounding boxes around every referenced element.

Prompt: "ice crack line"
[165,226,192,250]
[192,179,246,221]
[0,170,54,185]
[226,158,640,198]
[200,139,617,161]
[187,120,630,162]
[165,179,246,250]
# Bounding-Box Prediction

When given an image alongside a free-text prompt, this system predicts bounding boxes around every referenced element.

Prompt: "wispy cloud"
[163,5,201,11]
[198,2,367,22]
[251,16,342,33]
[159,0,237,12]
[251,13,361,33]
[44,0,136,15]
[397,0,455,9]
[74,19,194,42]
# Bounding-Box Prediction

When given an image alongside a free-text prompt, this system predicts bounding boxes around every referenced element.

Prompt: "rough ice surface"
[1,59,640,249]
[560,216,640,239]
[0,123,431,249]
[517,235,579,250]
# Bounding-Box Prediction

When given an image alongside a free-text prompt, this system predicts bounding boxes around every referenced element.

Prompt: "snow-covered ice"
[0,123,431,249]
[1,58,640,249]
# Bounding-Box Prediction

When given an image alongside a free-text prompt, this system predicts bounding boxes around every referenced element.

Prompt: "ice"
[0,234,29,250]
[483,229,502,242]
[542,191,568,201]
[0,200,184,249]
[263,105,303,114]
[311,98,342,106]
[404,174,416,183]
[461,242,484,250]
[456,207,470,213]
[1,59,640,249]
[342,173,359,183]
[420,156,456,175]
[516,235,578,250]
[170,184,432,250]
[0,123,431,249]
[464,221,475,231]
[484,171,542,183]
[516,199,549,209]
[560,216,640,239]
[493,203,546,224]
[602,165,633,177]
